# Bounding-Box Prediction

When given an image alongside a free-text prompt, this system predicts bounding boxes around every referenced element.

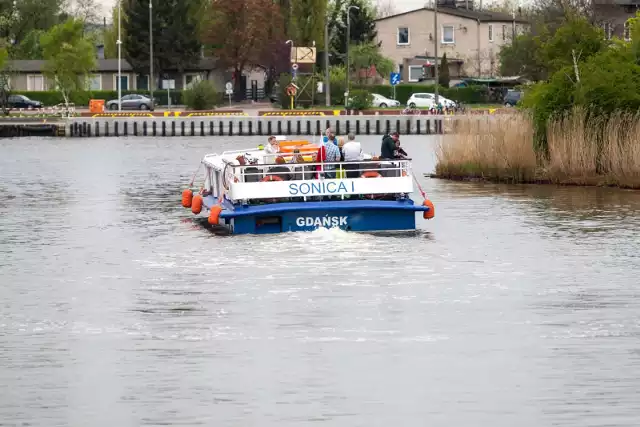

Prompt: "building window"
[624,20,631,41]
[489,24,493,42]
[184,73,202,89]
[502,25,507,41]
[115,75,129,91]
[136,75,149,90]
[27,75,45,91]
[442,25,454,44]
[408,65,423,82]
[397,27,410,45]
[86,74,101,91]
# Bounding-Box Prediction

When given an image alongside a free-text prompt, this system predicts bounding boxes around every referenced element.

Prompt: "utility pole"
[434,0,439,105]
[117,0,122,111]
[149,0,154,109]
[345,5,359,108]
[324,20,330,106]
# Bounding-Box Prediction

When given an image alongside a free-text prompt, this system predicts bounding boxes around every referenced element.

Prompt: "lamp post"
[324,20,330,106]
[345,5,359,107]
[433,0,439,105]
[117,0,122,111]
[149,0,154,109]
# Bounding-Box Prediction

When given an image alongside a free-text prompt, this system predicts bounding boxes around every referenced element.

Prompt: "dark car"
[7,94,43,109]
[504,90,523,107]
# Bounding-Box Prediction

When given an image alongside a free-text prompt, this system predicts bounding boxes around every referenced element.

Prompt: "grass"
[435,109,640,189]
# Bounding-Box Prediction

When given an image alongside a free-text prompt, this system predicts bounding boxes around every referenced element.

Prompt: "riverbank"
[433,112,640,189]
[0,115,449,137]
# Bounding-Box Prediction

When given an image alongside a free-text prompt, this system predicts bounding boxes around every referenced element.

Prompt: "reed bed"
[435,110,640,189]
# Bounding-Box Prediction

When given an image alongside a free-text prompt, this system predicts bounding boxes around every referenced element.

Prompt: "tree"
[290,0,327,46]
[8,0,66,46]
[40,18,96,111]
[204,0,283,100]
[328,0,378,65]
[123,0,202,79]
[439,53,450,87]
[0,41,11,115]
[69,0,101,25]
[375,0,396,18]
[10,29,44,59]
[349,41,393,83]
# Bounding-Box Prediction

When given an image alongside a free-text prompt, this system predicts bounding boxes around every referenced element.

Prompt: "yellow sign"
[290,47,316,64]
[260,111,326,116]
[91,113,154,117]
[184,112,248,117]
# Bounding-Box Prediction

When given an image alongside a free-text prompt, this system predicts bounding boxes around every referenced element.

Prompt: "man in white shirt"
[341,133,364,178]
[264,135,279,163]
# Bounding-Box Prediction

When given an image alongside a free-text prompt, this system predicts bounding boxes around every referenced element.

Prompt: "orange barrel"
[191,194,203,214]
[208,205,222,225]
[89,99,105,113]
[423,199,435,219]
[181,189,193,208]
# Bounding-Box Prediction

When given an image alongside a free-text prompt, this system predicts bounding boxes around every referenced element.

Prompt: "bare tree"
[69,0,100,25]
[375,0,397,18]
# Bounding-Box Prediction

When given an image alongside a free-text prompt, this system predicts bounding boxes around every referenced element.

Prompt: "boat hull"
[200,197,429,235]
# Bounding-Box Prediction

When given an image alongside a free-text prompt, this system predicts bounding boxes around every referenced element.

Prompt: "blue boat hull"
[201,197,430,235]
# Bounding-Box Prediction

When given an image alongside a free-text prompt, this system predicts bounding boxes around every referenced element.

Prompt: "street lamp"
[345,5,359,106]
[149,0,154,109]
[433,0,439,105]
[117,0,122,111]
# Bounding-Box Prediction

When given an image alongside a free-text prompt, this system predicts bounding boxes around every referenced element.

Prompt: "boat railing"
[223,159,413,186]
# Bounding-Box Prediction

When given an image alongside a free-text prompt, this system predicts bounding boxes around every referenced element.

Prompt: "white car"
[407,93,457,109]
[371,93,400,108]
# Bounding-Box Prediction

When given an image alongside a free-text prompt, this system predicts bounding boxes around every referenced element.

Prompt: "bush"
[182,80,222,110]
[347,89,373,110]
[351,83,488,104]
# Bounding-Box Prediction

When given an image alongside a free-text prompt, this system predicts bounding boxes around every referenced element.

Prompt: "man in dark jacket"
[381,132,399,159]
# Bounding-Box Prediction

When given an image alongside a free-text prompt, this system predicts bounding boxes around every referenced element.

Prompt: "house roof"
[7,57,218,73]
[375,5,529,24]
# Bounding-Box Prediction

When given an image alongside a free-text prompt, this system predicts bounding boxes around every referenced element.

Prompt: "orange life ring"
[181,189,193,208]
[261,175,284,182]
[360,171,382,178]
[191,194,203,214]
[208,205,222,225]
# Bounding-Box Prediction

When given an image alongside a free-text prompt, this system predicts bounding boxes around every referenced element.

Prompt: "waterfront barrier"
[64,116,444,137]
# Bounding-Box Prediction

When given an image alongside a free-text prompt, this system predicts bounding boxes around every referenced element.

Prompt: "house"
[374,0,529,83]
[593,0,638,41]
[5,45,267,98]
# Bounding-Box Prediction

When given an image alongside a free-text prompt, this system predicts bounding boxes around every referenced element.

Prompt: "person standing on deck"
[316,131,340,179]
[342,133,364,178]
[380,131,399,159]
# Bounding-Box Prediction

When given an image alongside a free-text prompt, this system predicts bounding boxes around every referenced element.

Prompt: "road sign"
[290,47,316,63]
[162,79,175,90]
[225,82,233,90]
[390,72,400,86]
[225,89,233,95]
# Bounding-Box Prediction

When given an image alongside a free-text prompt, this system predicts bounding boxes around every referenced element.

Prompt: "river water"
[1,135,640,427]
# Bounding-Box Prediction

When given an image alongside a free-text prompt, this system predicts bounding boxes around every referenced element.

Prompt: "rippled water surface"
[2,136,640,427]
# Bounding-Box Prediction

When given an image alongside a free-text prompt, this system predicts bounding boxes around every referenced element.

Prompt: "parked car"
[106,94,155,111]
[407,93,457,109]
[6,94,43,109]
[371,93,400,108]
[504,90,523,107]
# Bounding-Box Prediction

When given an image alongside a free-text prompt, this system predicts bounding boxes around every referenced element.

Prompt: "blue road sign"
[390,72,400,86]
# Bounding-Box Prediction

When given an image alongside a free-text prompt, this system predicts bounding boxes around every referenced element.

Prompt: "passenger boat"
[180,137,434,234]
